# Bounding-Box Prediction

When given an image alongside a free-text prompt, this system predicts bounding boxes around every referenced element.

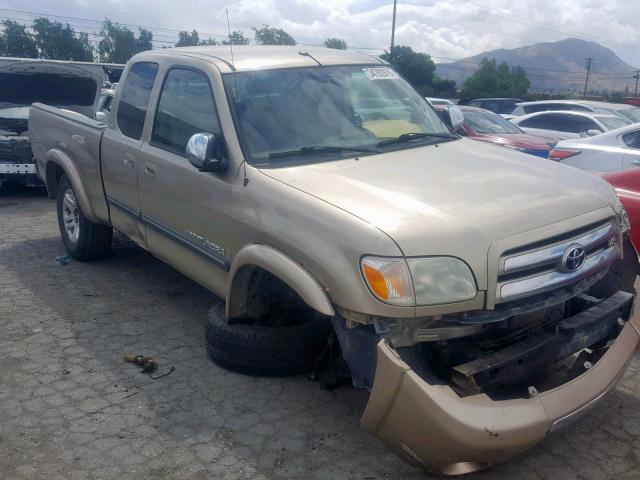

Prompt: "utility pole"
[389,0,397,64]
[634,69,640,97]
[583,57,594,99]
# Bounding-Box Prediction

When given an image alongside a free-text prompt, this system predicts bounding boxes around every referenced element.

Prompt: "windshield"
[617,108,640,123]
[223,65,453,165]
[596,115,629,130]
[463,109,522,134]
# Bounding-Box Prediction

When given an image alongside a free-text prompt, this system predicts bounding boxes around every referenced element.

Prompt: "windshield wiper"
[376,132,457,147]
[268,145,378,160]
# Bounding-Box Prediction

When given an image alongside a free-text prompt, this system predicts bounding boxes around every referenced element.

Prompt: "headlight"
[407,257,477,305]
[361,256,477,306]
[615,202,630,232]
[361,256,413,306]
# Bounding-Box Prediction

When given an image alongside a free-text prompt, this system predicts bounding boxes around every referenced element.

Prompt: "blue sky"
[0,1,638,67]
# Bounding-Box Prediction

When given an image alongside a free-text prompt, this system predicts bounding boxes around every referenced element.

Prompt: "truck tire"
[590,235,639,298]
[205,303,332,376]
[56,174,113,260]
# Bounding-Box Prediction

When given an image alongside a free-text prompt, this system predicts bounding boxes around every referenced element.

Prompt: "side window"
[151,68,220,154]
[520,114,555,129]
[622,130,640,149]
[117,62,158,140]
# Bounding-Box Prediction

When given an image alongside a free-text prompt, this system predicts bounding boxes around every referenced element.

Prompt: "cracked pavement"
[1,187,640,480]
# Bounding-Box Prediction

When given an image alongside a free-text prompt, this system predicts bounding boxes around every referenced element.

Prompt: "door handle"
[123,153,135,168]
[144,161,156,177]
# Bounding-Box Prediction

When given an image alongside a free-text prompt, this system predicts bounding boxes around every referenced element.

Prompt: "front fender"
[226,243,335,319]
[45,150,103,223]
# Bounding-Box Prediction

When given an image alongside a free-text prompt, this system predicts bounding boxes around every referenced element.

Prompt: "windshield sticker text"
[362,68,400,81]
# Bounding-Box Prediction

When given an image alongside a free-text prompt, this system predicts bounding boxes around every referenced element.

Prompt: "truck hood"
[260,138,617,283]
[0,60,104,118]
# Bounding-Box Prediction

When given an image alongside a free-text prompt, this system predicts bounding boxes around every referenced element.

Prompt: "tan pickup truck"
[29,46,639,475]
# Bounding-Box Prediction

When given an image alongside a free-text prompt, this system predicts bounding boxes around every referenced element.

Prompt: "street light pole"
[390,0,397,64]
[583,57,593,99]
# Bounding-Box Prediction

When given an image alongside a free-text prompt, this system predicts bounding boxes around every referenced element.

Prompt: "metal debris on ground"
[123,353,159,372]
[54,255,72,266]
[123,353,175,379]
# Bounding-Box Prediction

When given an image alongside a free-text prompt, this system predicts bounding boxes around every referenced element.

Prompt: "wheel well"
[45,161,65,198]
[228,266,319,324]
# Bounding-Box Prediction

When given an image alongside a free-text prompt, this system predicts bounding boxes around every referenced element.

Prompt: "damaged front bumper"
[360,292,639,475]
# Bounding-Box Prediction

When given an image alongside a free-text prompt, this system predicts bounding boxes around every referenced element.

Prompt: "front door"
[138,66,233,295]
[101,62,159,247]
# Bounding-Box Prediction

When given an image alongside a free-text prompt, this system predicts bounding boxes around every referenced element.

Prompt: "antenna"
[226,8,249,186]
[225,9,236,71]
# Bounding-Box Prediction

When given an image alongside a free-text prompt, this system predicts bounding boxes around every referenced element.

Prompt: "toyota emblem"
[562,245,586,272]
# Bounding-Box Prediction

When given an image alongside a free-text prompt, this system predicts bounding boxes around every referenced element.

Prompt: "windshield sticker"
[362,68,400,80]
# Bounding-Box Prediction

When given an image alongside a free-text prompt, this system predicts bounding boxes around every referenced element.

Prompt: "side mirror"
[586,129,601,137]
[95,111,106,122]
[448,106,465,130]
[186,133,229,173]
[436,105,465,131]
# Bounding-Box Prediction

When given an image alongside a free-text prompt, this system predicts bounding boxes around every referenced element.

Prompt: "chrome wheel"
[62,188,80,243]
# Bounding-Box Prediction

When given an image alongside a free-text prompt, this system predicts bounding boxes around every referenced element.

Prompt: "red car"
[435,105,554,158]
[601,169,640,253]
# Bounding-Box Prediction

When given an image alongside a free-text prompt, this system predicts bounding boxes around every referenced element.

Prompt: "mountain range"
[435,38,638,94]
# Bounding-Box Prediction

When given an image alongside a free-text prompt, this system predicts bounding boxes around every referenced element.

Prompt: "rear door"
[621,129,640,170]
[101,62,158,247]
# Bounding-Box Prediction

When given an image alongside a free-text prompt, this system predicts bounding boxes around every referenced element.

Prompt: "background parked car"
[510,110,629,142]
[96,88,115,121]
[436,105,554,157]
[548,123,640,172]
[512,100,640,123]
[601,169,640,254]
[426,97,453,106]
[457,97,522,115]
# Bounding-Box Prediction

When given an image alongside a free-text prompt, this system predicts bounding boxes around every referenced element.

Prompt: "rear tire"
[56,174,112,261]
[205,303,332,376]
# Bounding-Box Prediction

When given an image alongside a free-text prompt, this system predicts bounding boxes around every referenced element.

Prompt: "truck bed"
[29,102,109,222]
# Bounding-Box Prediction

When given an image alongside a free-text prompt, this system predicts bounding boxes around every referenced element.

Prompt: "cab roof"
[135,46,385,73]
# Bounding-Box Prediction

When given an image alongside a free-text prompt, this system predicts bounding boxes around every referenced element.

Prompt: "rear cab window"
[117,62,159,140]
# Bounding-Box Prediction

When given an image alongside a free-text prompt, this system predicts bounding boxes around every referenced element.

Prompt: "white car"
[426,97,454,106]
[510,110,630,142]
[511,100,640,123]
[549,123,640,172]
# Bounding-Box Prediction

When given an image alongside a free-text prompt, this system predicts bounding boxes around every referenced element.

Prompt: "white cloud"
[0,0,638,66]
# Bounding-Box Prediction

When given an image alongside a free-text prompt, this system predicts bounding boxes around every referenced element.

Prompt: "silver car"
[511,110,630,142]
[550,122,640,172]
[512,100,640,123]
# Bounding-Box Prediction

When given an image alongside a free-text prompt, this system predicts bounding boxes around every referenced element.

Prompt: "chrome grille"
[496,221,620,303]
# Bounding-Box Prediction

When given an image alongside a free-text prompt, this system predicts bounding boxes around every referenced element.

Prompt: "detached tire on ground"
[56,174,113,260]
[205,303,332,376]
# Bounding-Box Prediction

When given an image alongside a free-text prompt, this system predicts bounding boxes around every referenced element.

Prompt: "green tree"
[222,31,249,45]
[324,38,346,50]
[0,20,38,58]
[32,18,93,61]
[98,20,153,64]
[176,30,200,47]
[176,30,219,47]
[461,58,530,98]
[252,25,296,45]
[380,46,436,95]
